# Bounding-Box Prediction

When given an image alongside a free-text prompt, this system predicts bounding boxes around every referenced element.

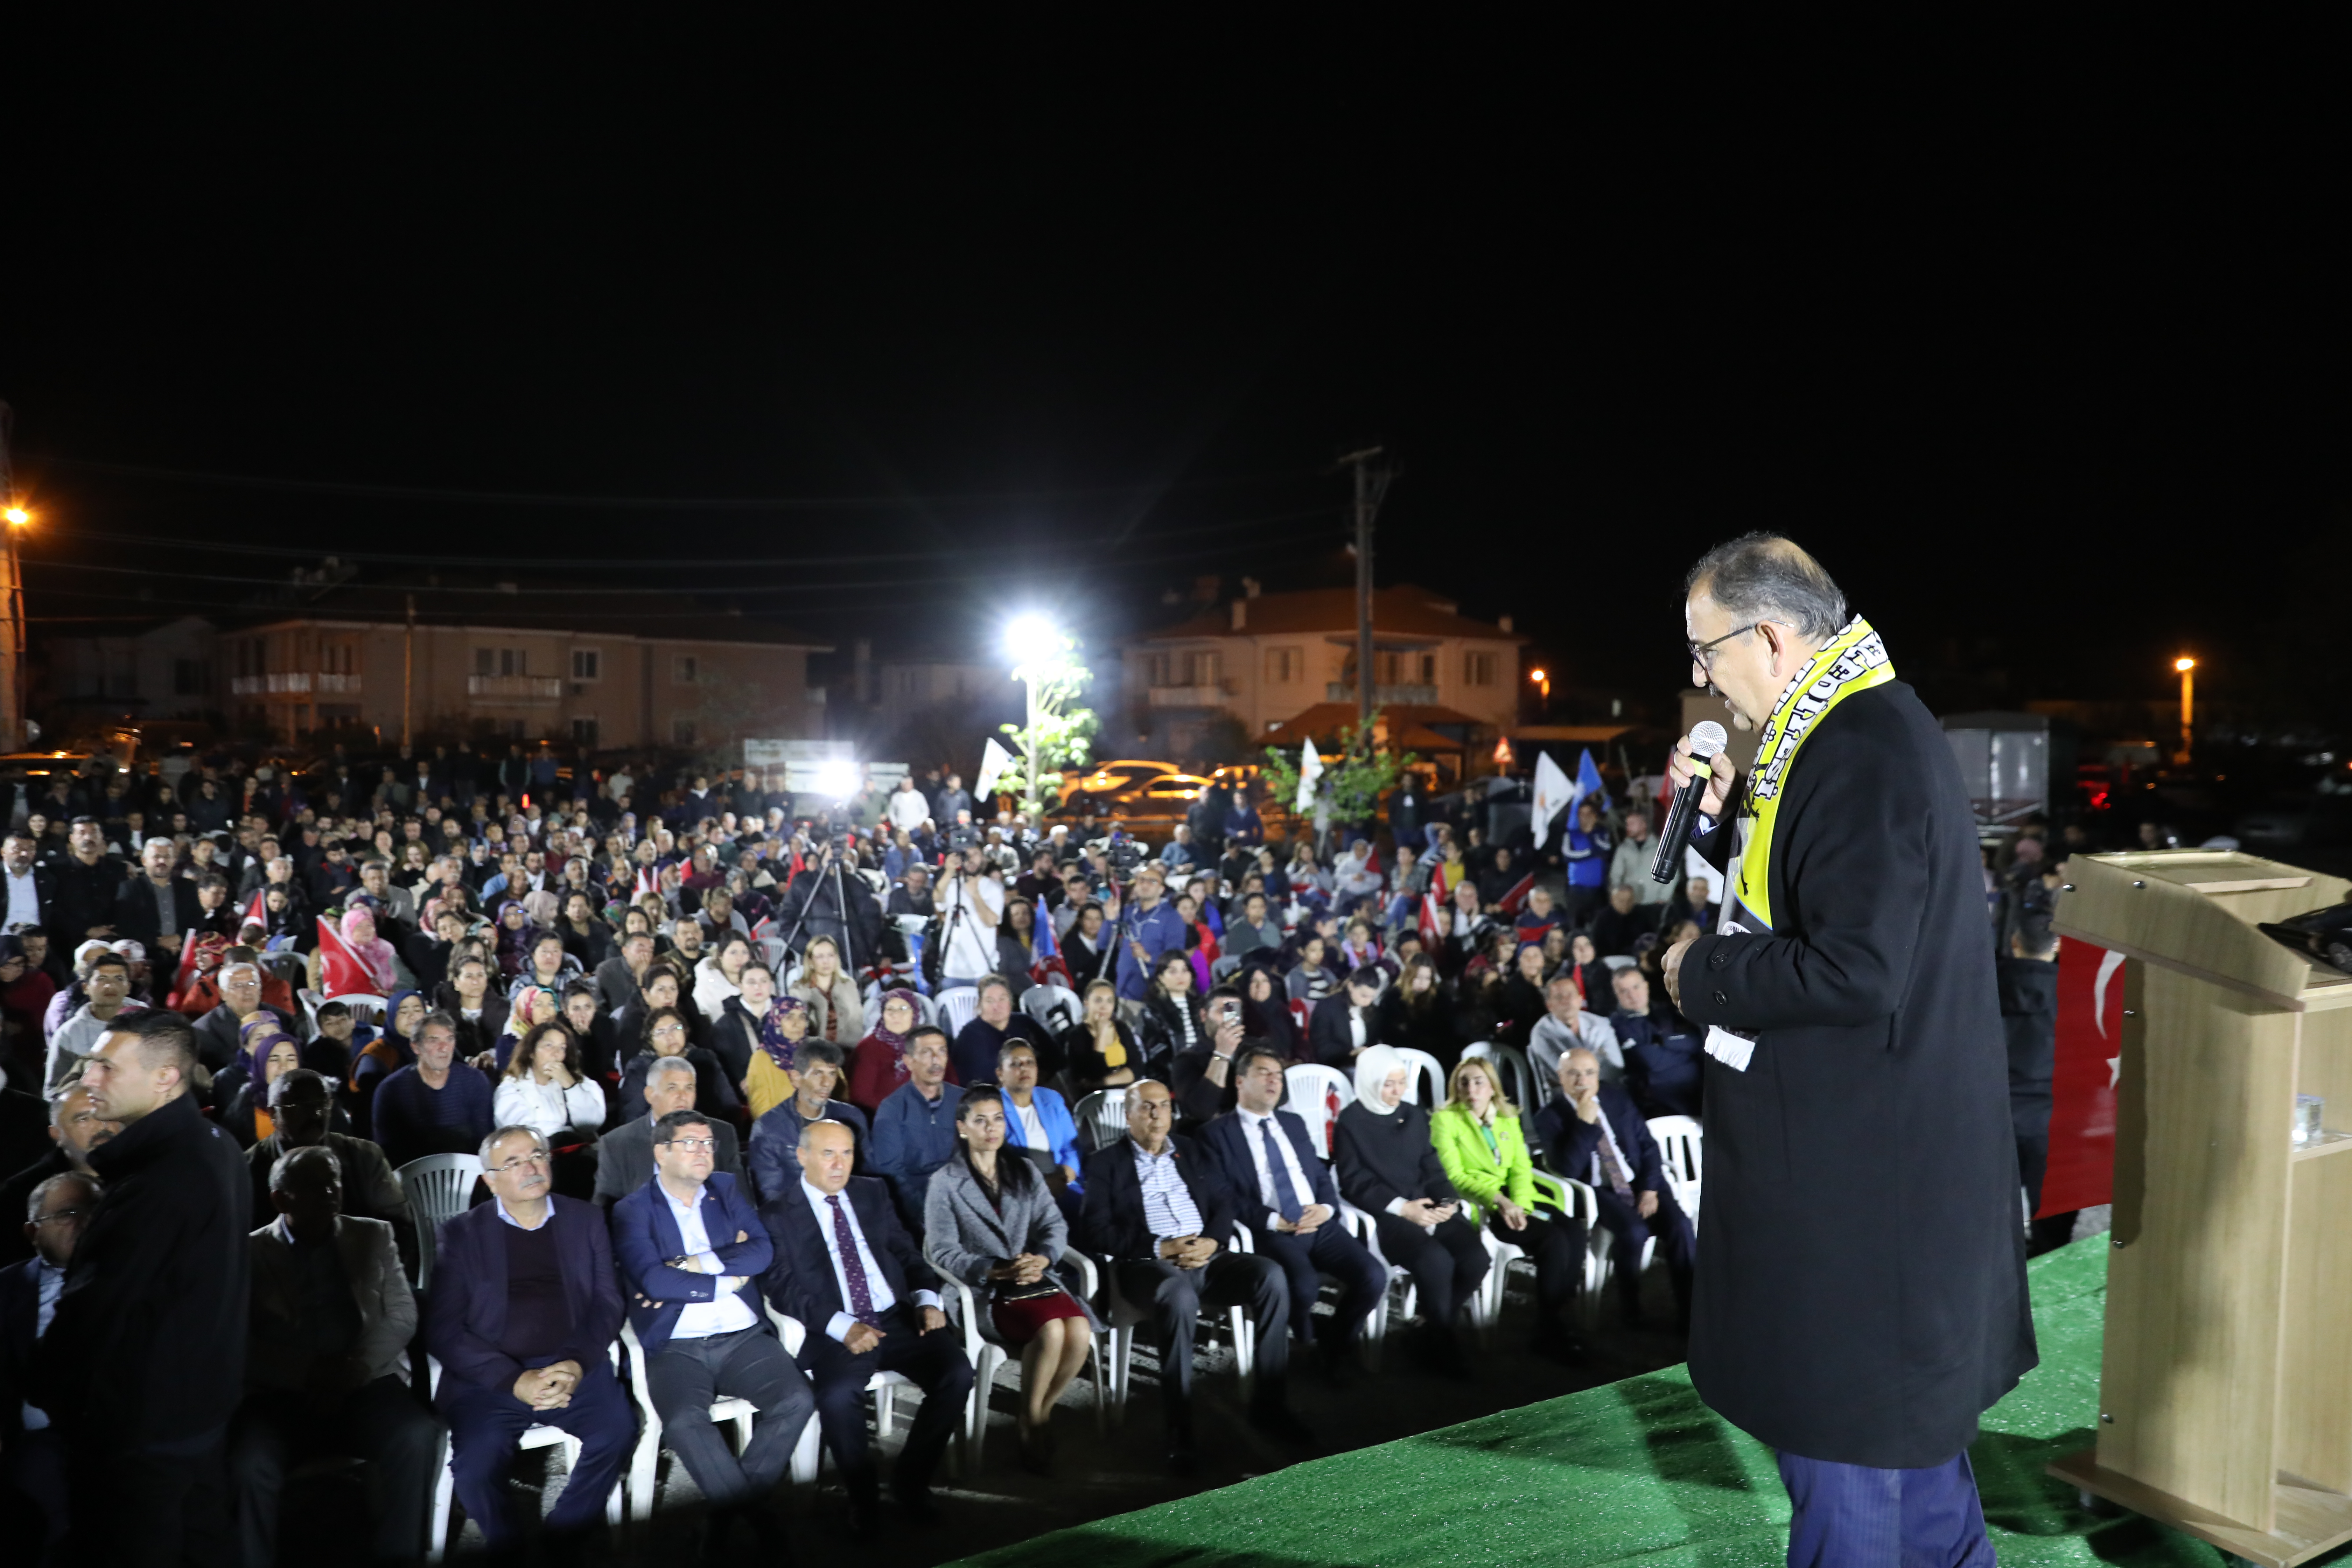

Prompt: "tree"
[1003,631,1098,815]
[1262,710,1415,843]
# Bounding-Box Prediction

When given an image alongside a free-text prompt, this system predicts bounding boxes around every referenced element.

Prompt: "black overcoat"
[1679,678,2035,1468]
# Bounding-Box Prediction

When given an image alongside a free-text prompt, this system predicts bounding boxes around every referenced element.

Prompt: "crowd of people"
[0,741,2081,1562]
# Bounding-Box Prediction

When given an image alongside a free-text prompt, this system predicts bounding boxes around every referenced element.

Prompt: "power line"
[33,452,1324,512]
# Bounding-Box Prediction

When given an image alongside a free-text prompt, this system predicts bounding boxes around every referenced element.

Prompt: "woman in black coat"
[1331,1044,1489,1374]
[1376,953,1463,1068]
[1132,949,1204,1082]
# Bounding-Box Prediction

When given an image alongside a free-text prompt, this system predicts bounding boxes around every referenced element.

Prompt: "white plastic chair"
[1071,1087,1131,1153]
[949,1249,1108,1462]
[426,1344,626,1561]
[1388,1046,1445,1107]
[779,1297,974,1485]
[621,1310,815,1520]
[1021,984,1082,1035]
[396,1154,483,1292]
[936,986,980,1039]
[1470,1168,1597,1333]
[1095,1240,1256,1426]
[1281,1064,1352,1159]
[1339,1200,1414,1364]
[1646,1115,1704,1225]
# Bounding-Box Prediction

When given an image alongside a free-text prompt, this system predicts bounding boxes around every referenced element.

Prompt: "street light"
[1004,615,1068,814]
[2174,656,2196,765]
[2,506,27,527]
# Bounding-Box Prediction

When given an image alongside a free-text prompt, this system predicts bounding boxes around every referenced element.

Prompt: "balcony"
[1327,682,1438,706]
[231,672,353,697]
[468,674,564,705]
[1147,684,1228,709]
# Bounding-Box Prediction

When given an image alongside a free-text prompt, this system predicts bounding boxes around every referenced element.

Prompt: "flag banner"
[1574,749,1609,817]
[167,927,202,1011]
[1532,751,1573,847]
[315,916,378,998]
[1418,890,1444,947]
[1496,872,1537,915]
[1296,739,1324,813]
[975,736,1016,803]
[2042,936,2122,1216]
[243,886,268,931]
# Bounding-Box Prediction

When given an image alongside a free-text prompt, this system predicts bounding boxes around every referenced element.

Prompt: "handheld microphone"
[1651,721,1728,884]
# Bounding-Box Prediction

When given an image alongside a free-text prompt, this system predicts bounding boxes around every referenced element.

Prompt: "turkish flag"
[2042,935,2124,1217]
[316,916,379,999]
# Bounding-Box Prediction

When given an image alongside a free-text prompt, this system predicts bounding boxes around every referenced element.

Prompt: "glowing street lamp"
[2,506,27,527]
[2174,656,2196,765]
[1529,666,1550,701]
[1004,615,1066,813]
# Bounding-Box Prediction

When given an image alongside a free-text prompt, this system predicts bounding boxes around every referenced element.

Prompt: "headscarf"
[237,1014,298,1125]
[492,899,533,978]
[855,985,922,1091]
[756,994,807,1073]
[339,905,398,991]
[352,986,421,1091]
[1353,1044,1408,1117]
[523,889,561,932]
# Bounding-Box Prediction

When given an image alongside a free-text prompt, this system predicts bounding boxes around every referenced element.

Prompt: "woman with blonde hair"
[791,934,864,1046]
[1429,1055,1586,1362]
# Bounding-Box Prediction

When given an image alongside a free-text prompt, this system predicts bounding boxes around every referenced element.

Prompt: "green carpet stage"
[959,1239,2275,1568]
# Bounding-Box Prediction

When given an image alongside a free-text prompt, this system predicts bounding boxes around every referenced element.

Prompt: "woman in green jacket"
[1429,1056,1588,1361]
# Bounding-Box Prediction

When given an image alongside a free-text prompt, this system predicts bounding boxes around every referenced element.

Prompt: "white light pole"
[1004,614,1061,816]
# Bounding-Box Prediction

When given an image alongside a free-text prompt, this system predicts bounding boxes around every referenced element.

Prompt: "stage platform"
[957,1239,2267,1567]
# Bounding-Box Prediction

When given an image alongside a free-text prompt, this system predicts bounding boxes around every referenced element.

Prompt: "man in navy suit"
[1076,1079,1310,1472]
[760,1120,970,1534]
[611,1110,808,1555]
[1532,1047,1694,1326]
[1199,1045,1387,1384]
[2,1170,97,1559]
[427,1124,633,1552]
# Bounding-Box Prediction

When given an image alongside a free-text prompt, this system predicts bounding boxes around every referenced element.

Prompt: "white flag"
[1295,738,1324,813]
[1531,750,1573,847]
[975,736,1016,802]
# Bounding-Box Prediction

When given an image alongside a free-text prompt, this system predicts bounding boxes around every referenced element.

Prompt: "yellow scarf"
[1733,616,1895,932]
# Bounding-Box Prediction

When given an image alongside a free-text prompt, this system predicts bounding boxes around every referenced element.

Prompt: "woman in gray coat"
[924,1085,1099,1471]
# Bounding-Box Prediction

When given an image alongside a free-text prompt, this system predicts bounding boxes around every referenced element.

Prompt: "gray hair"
[27,1169,100,1223]
[646,1055,697,1088]
[478,1124,550,1164]
[1684,532,1849,642]
[798,1118,855,1150]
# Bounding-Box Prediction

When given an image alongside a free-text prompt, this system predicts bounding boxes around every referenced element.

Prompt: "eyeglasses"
[663,1137,715,1152]
[1687,622,1759,674]
[488,1150,550,1175]
[33,1207,88,1226]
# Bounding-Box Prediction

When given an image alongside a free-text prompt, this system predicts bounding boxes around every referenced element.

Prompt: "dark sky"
[5,21,2344,728]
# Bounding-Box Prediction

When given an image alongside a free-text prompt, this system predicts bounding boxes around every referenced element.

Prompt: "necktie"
[827,1194,876,1320]
[1259,1118,1304,1223]
[1595,1120,1636,1199]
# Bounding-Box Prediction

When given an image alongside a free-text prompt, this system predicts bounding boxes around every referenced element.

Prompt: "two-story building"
[1120,582,1525,760]
[208,579,830,748]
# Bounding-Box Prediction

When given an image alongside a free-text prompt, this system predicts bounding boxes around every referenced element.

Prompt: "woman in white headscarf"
[1332,1044,1491,1376]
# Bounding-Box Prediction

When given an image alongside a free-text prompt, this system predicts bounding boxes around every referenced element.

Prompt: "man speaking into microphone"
[1661,534,2033,1568]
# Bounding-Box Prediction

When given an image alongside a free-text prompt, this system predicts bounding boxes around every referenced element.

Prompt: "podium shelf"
[2290,1131,2352,1162]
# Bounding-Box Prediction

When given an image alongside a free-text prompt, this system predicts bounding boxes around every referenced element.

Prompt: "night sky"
[5,21,2343,731]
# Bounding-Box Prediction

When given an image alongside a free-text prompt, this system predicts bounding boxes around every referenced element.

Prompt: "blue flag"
[1574,749,1610,817]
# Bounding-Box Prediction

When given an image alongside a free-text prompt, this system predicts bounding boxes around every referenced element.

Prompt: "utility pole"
[404,593,416,748]
[0,404,23,751]
[1335,446,1395,726]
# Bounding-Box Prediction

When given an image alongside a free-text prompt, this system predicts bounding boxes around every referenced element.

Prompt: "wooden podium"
[2048,850,2352,1567]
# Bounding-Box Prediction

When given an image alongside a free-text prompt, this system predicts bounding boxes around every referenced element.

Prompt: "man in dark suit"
[1308,968,1383,1068]
[1198,1045,1386,1384]
[47,819,122,946]
[242,1070,416,1279]
[594,1056,742,1211]
[0,832,59,939]
[30,1011,249,1567]
[192,959,304,1075]
[2,1170,98,1558]
[1662,537,2032,1560]
[1532,1047,1693,1326]
[1075,1080,1308,1472]
[426,1125,632,1553]
[231,1145,439,1566]
[1608,966,1704,1119]
[111,837,204,964]
[760,1120,969,1532]
[610,1110,807,1553]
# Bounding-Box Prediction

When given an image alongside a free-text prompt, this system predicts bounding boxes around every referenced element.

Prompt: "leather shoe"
[890,1479,941,1526]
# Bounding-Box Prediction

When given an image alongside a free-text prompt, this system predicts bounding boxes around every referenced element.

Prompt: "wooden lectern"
[2048,850,2352,1567]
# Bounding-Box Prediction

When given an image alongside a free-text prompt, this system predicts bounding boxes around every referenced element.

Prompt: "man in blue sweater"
[867,1028,962,1234]
[371,1013,494,1169]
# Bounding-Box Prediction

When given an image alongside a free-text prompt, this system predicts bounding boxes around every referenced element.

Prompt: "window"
[571,649,601,681]
[673,655,699,685]
[1145,652,1171,687]
[571,716,599,746]
[895,669,919,696]
[1266,646,1301,684]
[1420,653,1437,683]
[475,648,494,677]
[321,641,358,676]
[478,648,525,677]
[1188,651,1220,687]
[672,716,698,746]
[1375,651,1402,685]
[1465,651,1498,687]
[173,658,208,696]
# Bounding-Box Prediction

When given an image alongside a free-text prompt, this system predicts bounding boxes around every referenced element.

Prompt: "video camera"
[1102,832,1147,881]
[944,824,983,854]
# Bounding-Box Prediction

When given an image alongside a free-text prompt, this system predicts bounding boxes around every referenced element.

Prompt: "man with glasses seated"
[596,1056,744,1213]
[427,1125,632,1555]
[611,1111,807,1556]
